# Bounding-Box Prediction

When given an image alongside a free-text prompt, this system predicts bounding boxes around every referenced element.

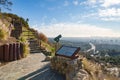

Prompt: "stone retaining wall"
[0,43,24,62]
[50,56,82,80]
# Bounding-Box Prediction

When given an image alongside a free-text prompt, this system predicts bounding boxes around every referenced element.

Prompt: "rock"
[45,56,52,61]
[50,56,83,80]
[73,69,89,80]
[106,67,120,77]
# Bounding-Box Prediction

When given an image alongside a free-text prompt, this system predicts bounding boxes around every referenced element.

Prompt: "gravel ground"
[0,53,49,80]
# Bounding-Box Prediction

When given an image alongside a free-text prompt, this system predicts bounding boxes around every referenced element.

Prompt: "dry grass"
[38,32,48,43]
[104,74,119,80]
[82,58,101,72]
[23,42,30,57]
[0,27,8,40]
[82,58,100,80]
[82,57,119,80]
[41,41,55,56]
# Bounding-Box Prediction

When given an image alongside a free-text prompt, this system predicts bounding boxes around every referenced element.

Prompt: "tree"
[38,33,48,43]
[26,18,29,22]
[0,0,13,11]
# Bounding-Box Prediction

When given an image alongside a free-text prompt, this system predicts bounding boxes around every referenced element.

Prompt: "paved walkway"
[0,53,65,80]
[19,65,65,80]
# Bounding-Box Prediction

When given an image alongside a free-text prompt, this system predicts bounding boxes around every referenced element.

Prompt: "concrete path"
[19,64,65,80]
[0,53,65,80]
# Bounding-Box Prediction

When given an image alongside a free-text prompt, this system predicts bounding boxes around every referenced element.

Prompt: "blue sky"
[4,0,120,37]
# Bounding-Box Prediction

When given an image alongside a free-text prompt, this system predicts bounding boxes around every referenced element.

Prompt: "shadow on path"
[18,64,66,80]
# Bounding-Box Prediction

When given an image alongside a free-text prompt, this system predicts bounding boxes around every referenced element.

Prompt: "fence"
[0,43,24,62]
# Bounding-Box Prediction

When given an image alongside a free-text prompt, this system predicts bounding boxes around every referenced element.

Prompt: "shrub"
[19,36,26,42]
[0,28,8,40]
[19,36,30,57]
[2,13,29,28]
[38,33,48,43]
[41,40,55,56]
[23,42,30,57]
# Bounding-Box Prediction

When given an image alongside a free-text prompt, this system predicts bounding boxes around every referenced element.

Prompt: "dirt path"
[0,53,49,80]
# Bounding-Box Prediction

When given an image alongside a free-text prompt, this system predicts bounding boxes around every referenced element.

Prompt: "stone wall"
[11,23,22,39]
[50,56,82,80]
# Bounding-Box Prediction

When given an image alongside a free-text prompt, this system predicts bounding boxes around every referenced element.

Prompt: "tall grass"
[82,57,119,80]
[23,42,30,57]
[19,35,30,57]
[41,40,55,56]
[0,27,8,40]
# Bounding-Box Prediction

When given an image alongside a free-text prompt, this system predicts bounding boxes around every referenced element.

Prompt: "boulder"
[72,69,89,80]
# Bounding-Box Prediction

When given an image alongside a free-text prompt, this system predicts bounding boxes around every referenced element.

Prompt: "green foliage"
[100,56,120,65]
[23,42,30,57]
[41,40,55,56]
[19,36,27,42]
[50,48,55,56]
[19,35,30,57]
[20,17,29,28]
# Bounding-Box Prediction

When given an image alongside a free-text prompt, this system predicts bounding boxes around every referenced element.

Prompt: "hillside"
[0,13,27,42]
[0,13,41,44]
[0,12,54,56]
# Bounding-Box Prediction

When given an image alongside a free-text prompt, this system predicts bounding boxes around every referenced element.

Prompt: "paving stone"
[0,53,65,80]
[0,53,49,80]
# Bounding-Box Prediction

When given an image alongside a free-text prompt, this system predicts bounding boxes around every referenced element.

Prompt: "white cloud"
[89,0,97,4]
[73,0,120,21]
[98,8,120,21]
[101,17,120,21]
[34,23,120,37]
[31,24,39,30]
[99,8,120,17]
[80,0,120,8]
[80,0,97,7]
[82,13,97,18]
[73,0,79,6]
[101,0,120,7]
[64,0,69,6]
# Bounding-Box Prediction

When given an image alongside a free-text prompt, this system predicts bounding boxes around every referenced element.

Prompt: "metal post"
[55,42,57,55]
[54,34,62,54]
